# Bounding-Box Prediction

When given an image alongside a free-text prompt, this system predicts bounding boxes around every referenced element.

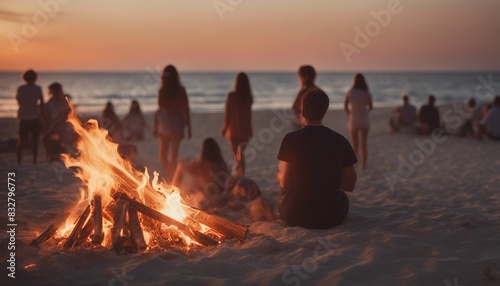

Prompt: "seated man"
[478,96,500,140]
[277,89,357,229]
[389,95,417,133]
[419,95,440,134]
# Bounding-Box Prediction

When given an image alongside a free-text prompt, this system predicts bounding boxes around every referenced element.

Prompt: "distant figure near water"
[222,72,253,176]
[154,65,192,178]
[292,65,318,128]
[389,95,417,133]
[99,102,123,142]
[478,96,500,140]
[278,89,357,229]
[16,69,44,165]
[123,100,146,141]
[344,73,372,170]
[419,95,440,134]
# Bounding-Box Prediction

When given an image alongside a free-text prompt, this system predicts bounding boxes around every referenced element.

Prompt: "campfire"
[31,105,248,253]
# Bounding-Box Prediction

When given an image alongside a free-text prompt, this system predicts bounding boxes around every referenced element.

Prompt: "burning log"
[111,200,128,252]
[75,212,95,247]
[128,208,147,252]
[31,212,71,247]
[64,204,91,250]
[184,207,248,241]
[93,195,103,245]
[114,192,218,247]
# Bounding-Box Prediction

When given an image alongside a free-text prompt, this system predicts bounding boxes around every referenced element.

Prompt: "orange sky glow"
[1,0,499,72]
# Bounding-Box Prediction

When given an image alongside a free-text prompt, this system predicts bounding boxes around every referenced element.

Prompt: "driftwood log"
[128,208,147,252]
[111,200,128,252]
[114,192,218,247]
[64,204,91,250]
[184,207,248,241]
[93,195,103,245]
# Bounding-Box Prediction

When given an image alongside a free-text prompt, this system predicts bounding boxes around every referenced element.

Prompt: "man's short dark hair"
[301,89,329,121]
[428,95,436,105]
[22,69,37,84]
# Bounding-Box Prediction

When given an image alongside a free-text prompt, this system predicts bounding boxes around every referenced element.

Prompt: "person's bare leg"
[360,128,369,171]
[349,127,359,158]
[168,137,181,179]
[16,136,24,165]
[228,137,240,175]
[33,136,39,164]
[159,135,170,172]
[237,141,248,177]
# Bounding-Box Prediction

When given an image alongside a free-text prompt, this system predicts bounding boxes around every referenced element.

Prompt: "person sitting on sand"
[278,89,357,229]
[42,82,74,160]
[99,101,123,142]
[458,98,482,137]
[172,137,230,210]
[419,95,440,134]
[389,95,417,133]
[478,96,500,140]
[222,72,253,176]
[292,65,319,128]
[16,69,44,165]
[122,100,146,141]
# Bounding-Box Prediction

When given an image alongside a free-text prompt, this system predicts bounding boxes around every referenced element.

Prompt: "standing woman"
[155,65,192,177]
[344,73,373,170]
[222,72,253,176]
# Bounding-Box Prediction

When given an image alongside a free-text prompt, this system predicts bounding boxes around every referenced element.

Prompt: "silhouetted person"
[154,65,192,177]
[419,95,440,134]
[292,65,318,128]
[221,72,253,176]
[16,69,44,165]
[278,89,357,229]
[123,100,146,141]
[344,73,372,170]
[458,98,481,137]
[173,138,230,210]
[478,96,500,140]
[99,101,123,142]
[42,82,74,161]
[389,95,417,133]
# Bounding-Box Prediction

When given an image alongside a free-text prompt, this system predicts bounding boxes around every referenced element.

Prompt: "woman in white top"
[344,73,373,170]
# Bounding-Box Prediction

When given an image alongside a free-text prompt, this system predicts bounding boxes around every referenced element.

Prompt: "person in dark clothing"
[277,89,358,229]
[419,95,440,134]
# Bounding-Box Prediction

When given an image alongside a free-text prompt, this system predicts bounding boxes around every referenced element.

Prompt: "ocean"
[1,71,499,118]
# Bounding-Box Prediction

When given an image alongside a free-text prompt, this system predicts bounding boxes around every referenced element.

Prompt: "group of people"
[15,65,499,230]
[389,93,500,140]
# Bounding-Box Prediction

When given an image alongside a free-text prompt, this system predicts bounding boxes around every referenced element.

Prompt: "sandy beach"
[1,106,500,286]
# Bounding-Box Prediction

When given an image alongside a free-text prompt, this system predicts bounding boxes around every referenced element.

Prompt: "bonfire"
[31,105,248,253]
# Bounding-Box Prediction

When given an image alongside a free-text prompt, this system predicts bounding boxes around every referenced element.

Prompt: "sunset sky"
[1,0,499,72]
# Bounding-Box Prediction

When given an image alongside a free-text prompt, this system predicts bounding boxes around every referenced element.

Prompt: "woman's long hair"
[159,65,181,108]
[352,73,369,91]
[200,137,225,164]
[234,72,253,104]
[128,100,142,115]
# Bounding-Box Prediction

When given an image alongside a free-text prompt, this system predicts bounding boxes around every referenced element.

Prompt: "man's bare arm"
[279,160,292,191]
[340,166,357,192]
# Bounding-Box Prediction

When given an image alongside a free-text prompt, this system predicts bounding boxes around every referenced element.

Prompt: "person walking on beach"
[292,65,318,128]
[278,89,357,229]
[16,69,44,165]
[154,65,192,178]
[344,73,372,170]
[419,95,440,134]
[222,72,253,176]
[389,95,417,133]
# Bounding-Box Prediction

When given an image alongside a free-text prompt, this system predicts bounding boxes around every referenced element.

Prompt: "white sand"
[1,107,500,286]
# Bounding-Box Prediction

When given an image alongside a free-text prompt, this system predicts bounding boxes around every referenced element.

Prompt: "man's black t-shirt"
[277,125,357,229]
[419,105,440,132]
